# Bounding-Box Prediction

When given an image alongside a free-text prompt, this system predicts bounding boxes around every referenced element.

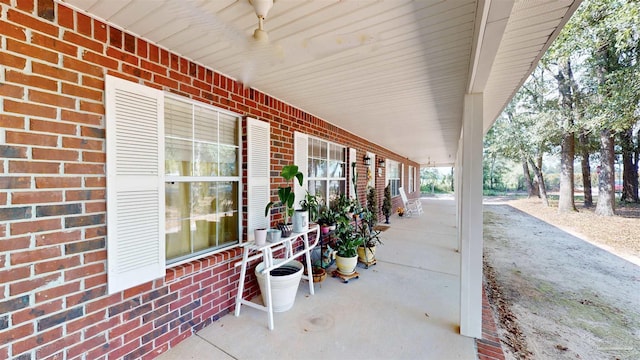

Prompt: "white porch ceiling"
[60,0,580,166]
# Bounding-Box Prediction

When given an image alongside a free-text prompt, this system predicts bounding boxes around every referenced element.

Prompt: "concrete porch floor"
[158,196,478,360]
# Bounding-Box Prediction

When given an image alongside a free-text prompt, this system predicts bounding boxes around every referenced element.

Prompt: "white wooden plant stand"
[234,225,319,330]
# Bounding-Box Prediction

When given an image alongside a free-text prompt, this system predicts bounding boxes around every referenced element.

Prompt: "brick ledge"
[475,286,506,360]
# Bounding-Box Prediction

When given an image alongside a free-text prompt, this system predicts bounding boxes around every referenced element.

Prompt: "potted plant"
[317,206,337,234]
[330,193,355,217]
[299,191,321,224]
[396,207,405,217]
[382,184,392,224]
[333,207,363,275]
[356,210,383,265]
[265,164,304,236]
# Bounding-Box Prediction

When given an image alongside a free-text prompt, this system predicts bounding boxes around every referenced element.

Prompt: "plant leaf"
[285,192,295,208]
[294,172,304,186]
[281,165,299,181]
[265,201,274,218]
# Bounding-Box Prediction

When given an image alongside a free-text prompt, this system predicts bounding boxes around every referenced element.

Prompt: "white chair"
[398,187,423,216]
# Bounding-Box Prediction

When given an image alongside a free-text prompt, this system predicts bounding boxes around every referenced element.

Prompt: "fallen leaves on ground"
[483,260,534,360]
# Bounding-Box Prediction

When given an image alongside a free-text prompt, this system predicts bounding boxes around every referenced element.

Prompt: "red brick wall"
[0,1,420,359]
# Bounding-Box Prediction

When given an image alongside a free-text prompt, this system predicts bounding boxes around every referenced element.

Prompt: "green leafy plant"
[356,215,383,249]
[265,164,304,224]
[300,191,321,223]
[334,214,362,258]
[333,161,365,257]
[330,193,356,215]
[317,206,337,226]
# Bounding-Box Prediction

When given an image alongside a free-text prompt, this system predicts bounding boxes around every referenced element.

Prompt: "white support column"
[459,93,484,338]
[455,136,463,252]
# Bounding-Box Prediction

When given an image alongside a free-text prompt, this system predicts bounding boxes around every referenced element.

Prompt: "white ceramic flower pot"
[254,228,267,246]
[335,255,358,275]
[255,259,303,312]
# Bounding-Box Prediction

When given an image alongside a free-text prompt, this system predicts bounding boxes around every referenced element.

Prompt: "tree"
[483,128,512,191]
[619,127,639,202]
[567,0,640,215]
[486,0,640,214]
[550,58,578,212]
[577,129,598,207]
[421,167,440,193]
[521,158,539,198]
[490,68,556,205]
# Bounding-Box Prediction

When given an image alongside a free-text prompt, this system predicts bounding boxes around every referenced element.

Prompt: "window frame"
[387,159,401,197]
[306,136,347,207]
[163,93,243,267]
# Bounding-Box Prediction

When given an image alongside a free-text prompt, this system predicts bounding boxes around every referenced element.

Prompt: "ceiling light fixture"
[249,0,273,42]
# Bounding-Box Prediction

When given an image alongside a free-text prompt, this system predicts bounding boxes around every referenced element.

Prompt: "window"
[409,166,415,193]
[307,137,346,206]
[106,75,165,294]
[164,96,241,264]
[387,159,401,197]
[106,75,242,293]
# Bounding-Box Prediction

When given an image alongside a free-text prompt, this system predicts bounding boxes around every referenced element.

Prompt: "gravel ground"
[483,197,640,360]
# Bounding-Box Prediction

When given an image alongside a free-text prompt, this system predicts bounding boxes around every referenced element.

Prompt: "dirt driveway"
[483,203,640,360]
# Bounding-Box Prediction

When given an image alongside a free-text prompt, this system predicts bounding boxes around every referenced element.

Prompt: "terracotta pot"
[305,267,327,283]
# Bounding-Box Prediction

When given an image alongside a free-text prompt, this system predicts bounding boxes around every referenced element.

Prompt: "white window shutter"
[105,75,165,295]
[349,148,357,199]
[401,163,405,189]
[247,118,270,237]
[293,132,308,209]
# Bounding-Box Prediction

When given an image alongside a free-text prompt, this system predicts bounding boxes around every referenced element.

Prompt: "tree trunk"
[636,130,640,200]
[556,59,577,213]
[522,157,538,198]
[595,129,616,216]
[620,128,639,203]
[559,130,576,212]
[578,130,593,207]
[489,154,496,190]
[528,156,549,207]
